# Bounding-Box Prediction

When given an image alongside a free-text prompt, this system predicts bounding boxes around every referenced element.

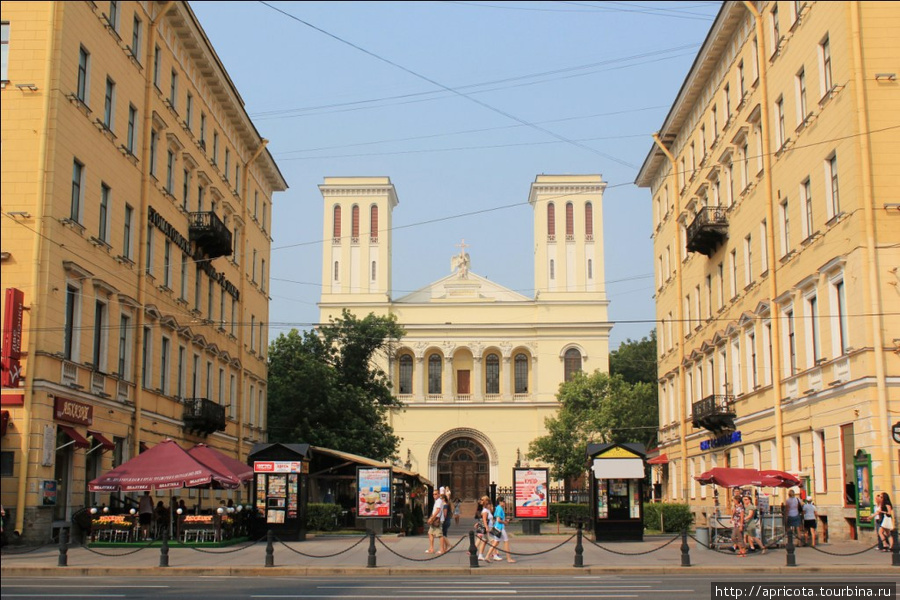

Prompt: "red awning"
[58,425,91,449]
[647,453,669,465]
[695,467,801,489]
[89,438,240,492]
[188,444,253,484]
[87,430,115,452]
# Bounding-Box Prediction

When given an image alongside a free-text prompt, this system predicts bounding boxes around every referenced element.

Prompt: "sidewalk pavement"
[2,519,895,577]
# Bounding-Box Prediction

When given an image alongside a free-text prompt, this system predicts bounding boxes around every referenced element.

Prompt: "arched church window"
[332,205,341,242]
[564,348,582,381]
[398,354,413,394]
[428,354,442,395]
[351,205,360,242]
[585,202,593,240]
[547,203,555,240]
[485,353,500,395]
[370,205,379,243]
[565,202,574,240]
[514,353,528,394]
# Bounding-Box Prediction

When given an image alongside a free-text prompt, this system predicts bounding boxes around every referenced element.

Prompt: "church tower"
[319,177,398,307]
[529,175,607,301]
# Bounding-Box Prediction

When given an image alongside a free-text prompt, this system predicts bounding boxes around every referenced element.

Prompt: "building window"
[565,202,574,240]
[771,3,780,46]
[514,353,528,394]
[585,202,593,239]
[806,293,820,366]
[177,346,186,398]
[180,254,188,300]
[826,153,840,219]
[99,183,110,243]
[779,199,791,256]
[819,35,833,96]
[149,129,158,177]
[398,355,413,394]
[801,178,813,239]
[784,308,796,376]
[152,44,160,88]
[748,330,758,389]
[123,203,133,259]
[182,169,191,210]
[428,354,442,395]
[103,77,115,129]
[166,150,175,194]
[131,15,142,61]
[485,353,500,395]
[145,225,154,276]
[71,159,84,223]
[224,148,230,181]
[370,205,378,242]
[744,234,753,287]
[92,300,107,371]
[1,22,10,83]
[813,430,827,494]
[185,93,193,130]
[141,326,152,389]
[832,278,849,356]
[547,203,555,239]
[351,205,360,241]
[169,69,178,110]
[729,249,737,298]
[564,348,582,382]
[218,368,224,405]
[160,337,170,394]
[775,97,786,148]
[163,240,172,288]
[118,313,131,379]
[724,83,732,118]
[212,131,218,165]
[796,68,807,124]
[200,113,206,147]
[126,104,137,153]
[77,46,90,103]
[194,265,202,311]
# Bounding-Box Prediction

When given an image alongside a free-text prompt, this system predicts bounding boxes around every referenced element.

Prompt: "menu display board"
[357,467,392,518]
[255,462,302,524]
[513,468,549,519]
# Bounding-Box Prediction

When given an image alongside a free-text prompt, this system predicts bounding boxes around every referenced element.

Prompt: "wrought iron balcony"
[691,394,736,433]
[183,397,226,436]
[686,206,729,257]
[189,211,232,259]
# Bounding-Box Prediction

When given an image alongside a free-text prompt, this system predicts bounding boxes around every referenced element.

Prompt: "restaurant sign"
[54,396,93,426]
[2,288,25,387]
[254,461,305,474]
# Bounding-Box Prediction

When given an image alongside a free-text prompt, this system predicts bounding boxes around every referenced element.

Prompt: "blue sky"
[191,1,722,349]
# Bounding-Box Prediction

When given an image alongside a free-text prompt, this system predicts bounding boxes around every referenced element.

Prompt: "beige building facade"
[318,175,611,501]
[636,1,899,540]
[0,1,286,542]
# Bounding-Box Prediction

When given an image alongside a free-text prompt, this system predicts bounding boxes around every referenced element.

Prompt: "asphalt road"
[2,574,897,600]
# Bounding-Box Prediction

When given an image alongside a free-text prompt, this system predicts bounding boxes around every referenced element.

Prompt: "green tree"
[267,310,404,461]
[609,329,657,385]
[527,371,658,499]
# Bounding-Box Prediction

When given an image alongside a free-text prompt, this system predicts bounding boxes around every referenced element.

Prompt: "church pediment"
[394,271,530,304]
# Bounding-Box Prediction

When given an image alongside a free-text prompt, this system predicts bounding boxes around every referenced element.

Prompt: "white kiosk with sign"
[587,443,646,541]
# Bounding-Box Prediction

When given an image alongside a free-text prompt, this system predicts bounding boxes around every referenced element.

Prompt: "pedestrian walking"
[439,491,451,553]
[453,497,461,525]
[801,498,818,548]
[878,492,894,552]
[742,495,765,554]
[491,496,516,562]
[477,496,495,562]
[425,489,443,554]
[874,493,885,551]
[782,489,802,545]
[138,491,154,540]
[731,490,746,557]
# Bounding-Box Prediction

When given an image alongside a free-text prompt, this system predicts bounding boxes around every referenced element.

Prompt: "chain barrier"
[805,541,880,557]
[0,542,57,556]
[80,539,156,557]
[587,533,681,556]
[688,533,756,555]
[488,533,578,557]
[275,534,367,559]
[171,535,266,554]
[375,534,468,562]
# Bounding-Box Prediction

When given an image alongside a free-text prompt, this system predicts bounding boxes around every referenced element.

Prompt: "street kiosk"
[248,443,311,541]
[587,443,646,541]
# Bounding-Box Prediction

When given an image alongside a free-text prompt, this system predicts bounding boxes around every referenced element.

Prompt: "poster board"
[357,467,392,518]
[513,467,549,519]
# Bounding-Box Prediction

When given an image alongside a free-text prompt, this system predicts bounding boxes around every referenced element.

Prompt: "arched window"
[564,348,582,381]
[585,202,593,239]
[514,353,528,394]
[565,202,574,239]
[398,355,413,394]
[485,353,500,395]
[547,203,555,239]
[428,354,442,395]
[332,205,341,241]
[370,205,379,243]
[351,205,360,241]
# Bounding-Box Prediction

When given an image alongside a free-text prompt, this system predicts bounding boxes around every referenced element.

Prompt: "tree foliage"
[267,310,404,461]
[609,329,657,385]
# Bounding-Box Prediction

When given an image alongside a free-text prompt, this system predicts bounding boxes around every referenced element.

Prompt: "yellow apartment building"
[317,175,611,502]
[636,1,898,541]
[0,1,286,542]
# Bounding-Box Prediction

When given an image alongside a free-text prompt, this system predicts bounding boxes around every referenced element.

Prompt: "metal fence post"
[680,527,691,567]
[367,531,377,568]
[57,528,68,567]
[892,529,899,567]
[469,530,479,568]
[573,522,584,568]
[785,525,796,567]
[265,530,275,567]
[159,528,169,567]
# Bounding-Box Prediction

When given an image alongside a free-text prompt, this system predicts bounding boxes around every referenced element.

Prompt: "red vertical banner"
[2,288,25,387]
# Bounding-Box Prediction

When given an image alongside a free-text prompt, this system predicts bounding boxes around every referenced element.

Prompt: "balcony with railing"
[183,397,226,436]
[189,211,232,259]
[686,206,729,257]
[691,394,736,433]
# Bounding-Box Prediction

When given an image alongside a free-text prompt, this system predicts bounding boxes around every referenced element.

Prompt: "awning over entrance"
[647,453,669,465]
[591,458,644,479]
[87,430,115,453]
[58,424,91,449]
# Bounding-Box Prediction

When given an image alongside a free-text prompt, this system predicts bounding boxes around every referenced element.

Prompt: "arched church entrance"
[437,437,489,501]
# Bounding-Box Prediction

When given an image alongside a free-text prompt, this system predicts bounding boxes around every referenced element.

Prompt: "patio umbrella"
[88,439,241,492]
[695,467,802,489]
[188,444,253,484]
[757,470,802,488]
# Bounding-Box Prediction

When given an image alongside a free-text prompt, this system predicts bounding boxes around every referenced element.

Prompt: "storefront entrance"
[437,437,488,501]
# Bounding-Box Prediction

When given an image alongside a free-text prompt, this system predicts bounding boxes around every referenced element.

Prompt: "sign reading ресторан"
[54,396,93,426]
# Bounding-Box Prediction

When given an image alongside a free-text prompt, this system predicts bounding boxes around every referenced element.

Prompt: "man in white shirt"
[425,488,444,554]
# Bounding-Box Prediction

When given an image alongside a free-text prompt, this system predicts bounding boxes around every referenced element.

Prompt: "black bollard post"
[680,527,691,567]
[159,528,169,567]
[892,530,899,567]
[574,522,584,568]
[57,528,68,567]
[265,530,275,568]
[469,531,479,568]
[367,531,377,568]
[785,525,796,567]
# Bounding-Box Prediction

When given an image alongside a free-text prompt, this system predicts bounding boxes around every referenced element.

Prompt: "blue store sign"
[700,431,742,451]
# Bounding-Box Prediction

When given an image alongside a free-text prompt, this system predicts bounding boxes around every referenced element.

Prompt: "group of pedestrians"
[474,495,516,563]
[729,490,765,556]
[874,492,895,552]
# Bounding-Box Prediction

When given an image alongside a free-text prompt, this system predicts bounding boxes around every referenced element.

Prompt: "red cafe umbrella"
[695,467,802,489]
[188,444,253,484]
[757,469,802,488]
[89,439,241,492]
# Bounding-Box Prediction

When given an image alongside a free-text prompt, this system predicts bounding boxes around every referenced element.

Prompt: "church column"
[531,355,539,403]
[502,356,513,402]
[472,354,483,402]
[414,356,424,400]
[443,356,453,401]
